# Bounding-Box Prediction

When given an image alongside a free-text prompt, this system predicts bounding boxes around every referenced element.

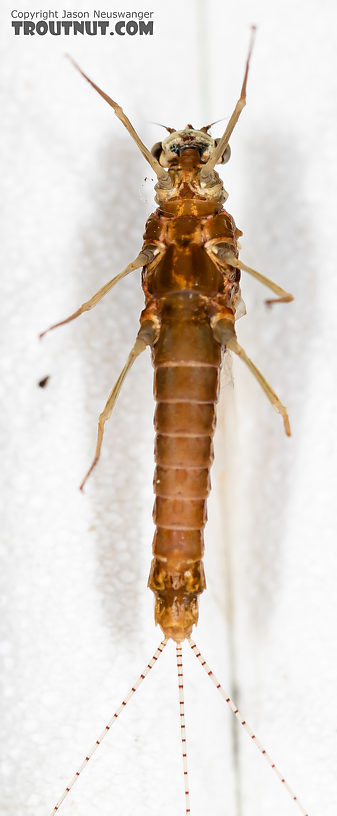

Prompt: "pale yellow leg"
[80,337,147,491]
[39,251,149,339]
[231,256,293,305]
[226,335,291,436]
[200,26,256,182]
[67,56,171,187]
[212,250,294,305]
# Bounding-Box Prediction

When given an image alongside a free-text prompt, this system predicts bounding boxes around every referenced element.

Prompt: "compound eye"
[214,141,231,164]
[199,144,212,161]
[151,142,163,161]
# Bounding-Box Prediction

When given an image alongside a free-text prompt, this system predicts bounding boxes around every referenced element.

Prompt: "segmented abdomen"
[148,291,222,641]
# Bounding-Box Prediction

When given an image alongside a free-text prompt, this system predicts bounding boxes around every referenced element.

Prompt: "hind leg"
[212,319,290,436]
[79,336,147,491]
[227,335,291,435]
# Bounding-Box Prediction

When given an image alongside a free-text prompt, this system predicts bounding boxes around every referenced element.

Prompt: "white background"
[1,1,337,815]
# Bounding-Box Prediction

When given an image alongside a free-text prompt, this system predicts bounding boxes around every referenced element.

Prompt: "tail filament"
[50,638,167,815]
[188,637,309,816]
[176,644,191,815]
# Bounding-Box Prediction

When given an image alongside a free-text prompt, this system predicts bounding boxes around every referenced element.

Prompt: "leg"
[200,25,256,181]
[212,250,294,305]
[39,250,151,339]
[79,336,147,491]
[67,56,170,187]
[235,257,294,304]
[226,334,291,436]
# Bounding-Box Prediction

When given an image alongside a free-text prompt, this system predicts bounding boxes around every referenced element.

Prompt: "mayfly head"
[151,126,231,168]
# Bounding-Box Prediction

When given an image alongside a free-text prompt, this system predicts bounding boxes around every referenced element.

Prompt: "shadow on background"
[234,127,316,635]
[68,134,156,647]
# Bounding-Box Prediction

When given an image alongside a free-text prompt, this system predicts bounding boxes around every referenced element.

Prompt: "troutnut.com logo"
[11,9,154,36]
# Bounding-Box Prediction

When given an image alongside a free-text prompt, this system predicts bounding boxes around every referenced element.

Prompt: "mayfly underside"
[40,26,310,816]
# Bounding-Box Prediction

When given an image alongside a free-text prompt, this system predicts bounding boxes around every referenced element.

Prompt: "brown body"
[44,43,291,645]
[140,150,242,641]
[45,44,304,816]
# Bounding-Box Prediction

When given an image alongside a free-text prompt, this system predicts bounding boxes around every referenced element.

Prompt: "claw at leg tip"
[284,416,291,436]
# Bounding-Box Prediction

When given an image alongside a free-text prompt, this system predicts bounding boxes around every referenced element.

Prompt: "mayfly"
[40,27,309,816]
